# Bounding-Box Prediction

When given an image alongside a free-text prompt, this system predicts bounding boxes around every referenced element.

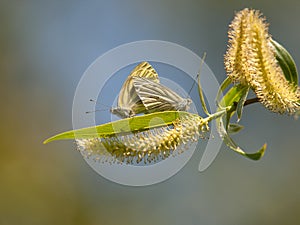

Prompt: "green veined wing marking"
[133,77,192,113]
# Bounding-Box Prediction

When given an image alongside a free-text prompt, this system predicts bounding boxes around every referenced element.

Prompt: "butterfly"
[110,62,160,118]
[132,76,192,113]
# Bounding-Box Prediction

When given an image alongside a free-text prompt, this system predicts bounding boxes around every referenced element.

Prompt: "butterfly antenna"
[89,98,111,109]
[187,76,197,97]
[187,52,207,96]
[87,98,111,114]
[85,109,107,114]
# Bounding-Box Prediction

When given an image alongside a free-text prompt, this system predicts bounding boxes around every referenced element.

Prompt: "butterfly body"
[176,98,192,111]
[110,106,135,118]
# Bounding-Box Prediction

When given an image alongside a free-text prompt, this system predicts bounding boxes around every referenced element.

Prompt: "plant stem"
[244,97,259,106]
[206,108,229,122]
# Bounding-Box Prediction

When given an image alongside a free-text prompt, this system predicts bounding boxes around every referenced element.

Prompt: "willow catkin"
[76,114,209,164]
[224,8,300,114]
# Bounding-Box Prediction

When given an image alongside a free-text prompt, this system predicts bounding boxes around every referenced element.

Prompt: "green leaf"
[219,84,248,128]
[43,111,199,144]
[216,77,232,107]
[236,86,250,121]
[216,84,266,160]
[271,39,298,86]
[227,123,244,134]
[225,107,236,130]
[217,115,266,160]
[197,52,210,116]
[218,84,249,108]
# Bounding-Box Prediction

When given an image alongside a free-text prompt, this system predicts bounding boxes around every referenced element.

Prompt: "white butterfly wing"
[133,77,191,113]
[129,62,160,81]
[112,62,160,118]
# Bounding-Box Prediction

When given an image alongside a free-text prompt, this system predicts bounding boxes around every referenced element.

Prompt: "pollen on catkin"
[76,114,209,165]
[224,8,300,114]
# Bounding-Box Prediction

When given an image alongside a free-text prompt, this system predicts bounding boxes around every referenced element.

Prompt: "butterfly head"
[177,98,192,111]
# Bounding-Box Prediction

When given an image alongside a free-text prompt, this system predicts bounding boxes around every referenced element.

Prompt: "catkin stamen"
[224,8,300,114]
[76,114,208,164]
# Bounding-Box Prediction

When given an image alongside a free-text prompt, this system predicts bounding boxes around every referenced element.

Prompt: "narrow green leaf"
[197,52,210,116]
[218,84,248,129]
[43,111,198,144]
[217,116,266,160]
[216,77,232,107]
[219,84,249,108]
[236,86,250,121]
[228,123,244,134]
[216,84,266,160]
[271,39,298,86]
[225,107,236,130]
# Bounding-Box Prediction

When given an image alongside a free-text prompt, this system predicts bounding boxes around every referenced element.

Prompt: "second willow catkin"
[224,8,300,114]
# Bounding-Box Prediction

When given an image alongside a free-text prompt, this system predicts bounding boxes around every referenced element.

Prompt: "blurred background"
[1,0,299,225]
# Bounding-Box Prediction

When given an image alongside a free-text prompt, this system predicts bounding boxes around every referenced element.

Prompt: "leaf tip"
[246,143,267,160]
[43,138,53,144]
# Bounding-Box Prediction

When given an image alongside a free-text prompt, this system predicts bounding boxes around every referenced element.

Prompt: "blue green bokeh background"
[1,1,299,224]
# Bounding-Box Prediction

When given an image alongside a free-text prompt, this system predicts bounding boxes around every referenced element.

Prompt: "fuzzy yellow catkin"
[224,8,300,114]
[76,114,209,164]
